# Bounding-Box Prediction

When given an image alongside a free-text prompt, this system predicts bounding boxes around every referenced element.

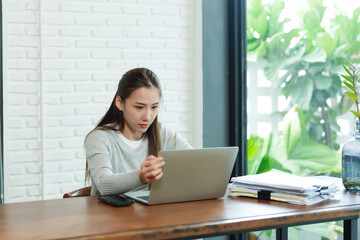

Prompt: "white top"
[85,124,192,196]
[118,132,144,149]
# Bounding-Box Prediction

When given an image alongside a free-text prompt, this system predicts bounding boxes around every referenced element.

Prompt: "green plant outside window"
[247,0,360,239]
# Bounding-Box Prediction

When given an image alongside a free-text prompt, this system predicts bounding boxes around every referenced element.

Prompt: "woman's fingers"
[142,156,163,167]
[154,171,163,180]
[139,156,165,183]
[147,159,165,171]
[143,168,163,183]
[143,162,163,179]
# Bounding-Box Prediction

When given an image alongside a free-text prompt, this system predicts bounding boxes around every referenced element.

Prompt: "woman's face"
[116,87,160,141]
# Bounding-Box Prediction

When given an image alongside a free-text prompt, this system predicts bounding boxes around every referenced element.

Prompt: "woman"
[85,68,192,196]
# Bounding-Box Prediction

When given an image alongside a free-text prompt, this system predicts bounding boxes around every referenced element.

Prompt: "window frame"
[228,0,247,177]
[0,0,4,204]
[202,0,247,178]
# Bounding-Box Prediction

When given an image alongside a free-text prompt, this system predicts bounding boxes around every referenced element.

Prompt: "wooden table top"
[0,189,360,240]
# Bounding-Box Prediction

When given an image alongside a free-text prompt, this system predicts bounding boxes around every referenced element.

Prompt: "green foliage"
[247,0,289,57]
[292,222,339,240]
[247,106,341,240]
[248,106,340,175]
[270,222,340,240]
[246,1,358,239]
[247,0,360,150]
[340,59,360,119]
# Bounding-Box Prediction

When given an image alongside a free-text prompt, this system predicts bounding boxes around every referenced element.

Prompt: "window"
[246,0,360,238]
[0,0,3,204]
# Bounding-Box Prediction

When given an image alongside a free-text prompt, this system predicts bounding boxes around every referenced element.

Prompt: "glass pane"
[247,0,360,238]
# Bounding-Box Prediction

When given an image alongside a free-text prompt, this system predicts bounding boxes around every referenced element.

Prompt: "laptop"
[124,147,239,205]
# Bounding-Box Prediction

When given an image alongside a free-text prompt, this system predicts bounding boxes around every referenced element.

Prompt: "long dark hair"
[85,68,162,183]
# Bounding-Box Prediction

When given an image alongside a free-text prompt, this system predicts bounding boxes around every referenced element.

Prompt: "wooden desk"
[0,189,359,240]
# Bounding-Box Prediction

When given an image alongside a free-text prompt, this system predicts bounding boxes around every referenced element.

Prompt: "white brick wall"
[3,0,202,203]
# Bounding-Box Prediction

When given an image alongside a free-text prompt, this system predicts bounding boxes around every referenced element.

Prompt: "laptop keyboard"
[137,195,149,201]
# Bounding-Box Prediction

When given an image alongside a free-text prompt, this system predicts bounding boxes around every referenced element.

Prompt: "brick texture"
[4,0,195,202]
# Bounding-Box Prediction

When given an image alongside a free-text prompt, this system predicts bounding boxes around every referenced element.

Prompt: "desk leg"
[229,233,248,240]
[276,227,288,240]
[344,218,358,240]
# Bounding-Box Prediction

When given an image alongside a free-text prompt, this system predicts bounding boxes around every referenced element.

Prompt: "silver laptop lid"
[146,147,239,205]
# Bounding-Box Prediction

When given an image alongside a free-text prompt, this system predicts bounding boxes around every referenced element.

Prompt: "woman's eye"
[152,106,158,109]
[136,106,143,109]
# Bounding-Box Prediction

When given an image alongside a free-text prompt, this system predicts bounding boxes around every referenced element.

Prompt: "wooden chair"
[63,186,91,198]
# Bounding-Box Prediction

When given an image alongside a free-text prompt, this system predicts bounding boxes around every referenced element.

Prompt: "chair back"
[63,186,91,198]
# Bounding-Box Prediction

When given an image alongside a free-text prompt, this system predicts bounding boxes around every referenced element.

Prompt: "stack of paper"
[229,169,340,205]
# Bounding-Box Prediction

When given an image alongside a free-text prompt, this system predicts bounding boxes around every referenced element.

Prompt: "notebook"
[124,147,239,205]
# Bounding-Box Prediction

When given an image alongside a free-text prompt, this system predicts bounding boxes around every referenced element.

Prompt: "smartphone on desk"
[98,195,135,207]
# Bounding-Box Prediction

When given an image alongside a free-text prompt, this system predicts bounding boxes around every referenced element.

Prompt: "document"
[229,169,340,205]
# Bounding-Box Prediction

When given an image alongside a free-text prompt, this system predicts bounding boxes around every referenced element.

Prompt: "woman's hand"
[139,155,165,184]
